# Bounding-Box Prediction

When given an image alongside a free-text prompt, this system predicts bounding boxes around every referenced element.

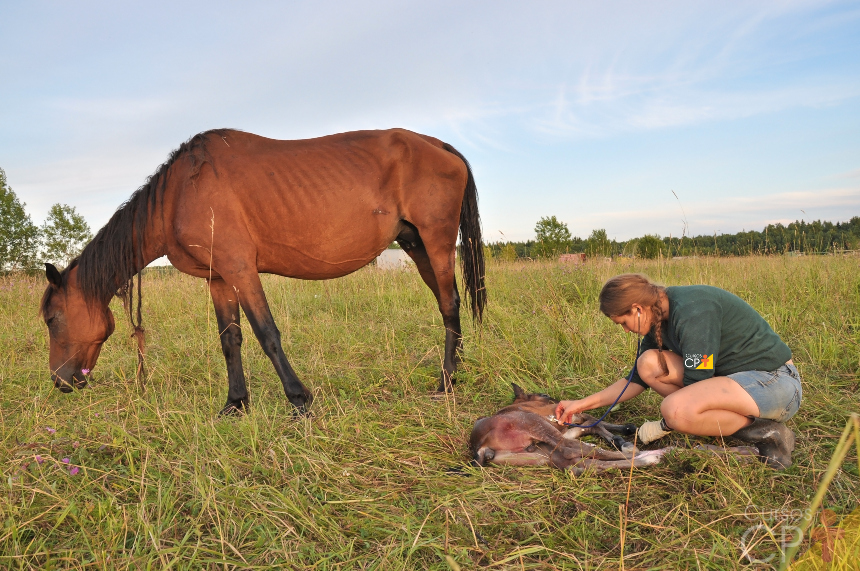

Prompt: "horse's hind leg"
[229,271,313,411]
[209,278,250,415]
[398,223,461,392]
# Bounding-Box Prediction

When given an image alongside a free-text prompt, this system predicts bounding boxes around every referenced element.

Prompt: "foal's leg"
[564,422,633,453]
[229,271,312,411]
[209,278,249,414]
[398,225,462,392]
[563,413,633,450]
[566,449,672,474]
[600,421,639,437]
[551,439,633,464]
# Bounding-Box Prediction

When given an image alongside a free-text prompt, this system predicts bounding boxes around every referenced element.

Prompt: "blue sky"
[2,1,858,245]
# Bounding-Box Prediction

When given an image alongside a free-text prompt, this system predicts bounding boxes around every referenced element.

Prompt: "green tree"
[500,243,518,261]
[0,168,40,271]
[41,203,93,266]
[637,234,664,259]
[585,228,610,258]
[533,216,572,258]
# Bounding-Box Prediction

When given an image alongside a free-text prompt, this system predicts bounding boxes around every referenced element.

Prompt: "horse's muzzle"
[52,372,88,392]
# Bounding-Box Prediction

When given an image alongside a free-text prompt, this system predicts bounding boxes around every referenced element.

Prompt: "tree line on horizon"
[0,167,93,272]
[485,215,860,260]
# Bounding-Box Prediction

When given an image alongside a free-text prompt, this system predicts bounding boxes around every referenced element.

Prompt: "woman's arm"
[555,379,646,424]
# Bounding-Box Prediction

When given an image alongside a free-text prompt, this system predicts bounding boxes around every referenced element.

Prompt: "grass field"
[1,255,859,569]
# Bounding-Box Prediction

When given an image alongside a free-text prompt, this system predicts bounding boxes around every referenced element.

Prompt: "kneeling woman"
[555,274,801,469]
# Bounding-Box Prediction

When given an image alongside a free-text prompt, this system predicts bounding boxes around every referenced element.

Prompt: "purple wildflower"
[35,455,44,464]
[61,457,70,464]
[46,427,56,435]
[81,369,90,375]
[69,466,80,476]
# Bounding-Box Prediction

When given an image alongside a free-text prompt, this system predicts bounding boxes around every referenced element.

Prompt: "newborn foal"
[470,384,671,474]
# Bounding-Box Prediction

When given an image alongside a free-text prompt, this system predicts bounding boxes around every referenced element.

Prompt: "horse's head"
[41,263,115,392]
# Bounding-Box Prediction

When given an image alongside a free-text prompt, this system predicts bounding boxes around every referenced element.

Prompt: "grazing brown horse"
[470,384,671,473]
[40,128,486,415]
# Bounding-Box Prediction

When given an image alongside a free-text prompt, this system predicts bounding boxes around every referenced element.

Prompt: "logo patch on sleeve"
[684,354,714,369]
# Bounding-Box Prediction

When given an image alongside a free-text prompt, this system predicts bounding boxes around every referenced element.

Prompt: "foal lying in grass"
[470,384,671,474]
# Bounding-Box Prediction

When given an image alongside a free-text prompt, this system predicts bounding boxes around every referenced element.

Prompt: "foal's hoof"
[611,436,628,451]
[219,401,249,417]
[620,423,638,436]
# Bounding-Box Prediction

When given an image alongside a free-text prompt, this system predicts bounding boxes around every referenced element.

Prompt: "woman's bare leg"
[637,350,759,437]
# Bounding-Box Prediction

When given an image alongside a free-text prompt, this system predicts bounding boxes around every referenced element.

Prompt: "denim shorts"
[728,363,802,423]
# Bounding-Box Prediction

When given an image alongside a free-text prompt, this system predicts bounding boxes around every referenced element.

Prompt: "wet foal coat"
[470,384,670,473]
[41,129,486,414]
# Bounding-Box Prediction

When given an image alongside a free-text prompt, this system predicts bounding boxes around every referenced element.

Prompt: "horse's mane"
[40,128,234,318]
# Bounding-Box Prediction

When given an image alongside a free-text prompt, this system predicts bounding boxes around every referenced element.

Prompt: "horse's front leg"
[209,278,249,415]
[231,271,313,412]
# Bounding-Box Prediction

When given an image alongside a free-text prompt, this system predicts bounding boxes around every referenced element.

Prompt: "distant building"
[559,253,586,264]
[376,249,415,269]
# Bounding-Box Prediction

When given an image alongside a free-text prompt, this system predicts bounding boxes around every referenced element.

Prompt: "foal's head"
[41,263,115,392]
[502,383,558,416]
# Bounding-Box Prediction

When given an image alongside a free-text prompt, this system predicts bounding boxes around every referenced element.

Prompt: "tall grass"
[1,256,858,569]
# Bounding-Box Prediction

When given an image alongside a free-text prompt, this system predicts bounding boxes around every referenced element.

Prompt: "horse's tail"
[443,143,486,323]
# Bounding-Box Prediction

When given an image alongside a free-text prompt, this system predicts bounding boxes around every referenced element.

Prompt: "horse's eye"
[537,393,551,399]
[46,317,55,326]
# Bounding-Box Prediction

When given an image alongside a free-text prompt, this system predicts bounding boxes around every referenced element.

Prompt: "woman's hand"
[555,399,589,424]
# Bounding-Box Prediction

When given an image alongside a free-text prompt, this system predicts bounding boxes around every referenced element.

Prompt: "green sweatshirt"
[629,285,792,388]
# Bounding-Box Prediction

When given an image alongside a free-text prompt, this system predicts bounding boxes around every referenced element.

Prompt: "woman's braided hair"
[599,273,669,377]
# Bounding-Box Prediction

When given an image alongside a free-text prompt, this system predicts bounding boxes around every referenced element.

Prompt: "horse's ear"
[45,263,62,288]
[511,383,527,400]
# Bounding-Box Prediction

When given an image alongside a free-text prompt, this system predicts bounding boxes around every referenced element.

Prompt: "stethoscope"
[561,309,643,429]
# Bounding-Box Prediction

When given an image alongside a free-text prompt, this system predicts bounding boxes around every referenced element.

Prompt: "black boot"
[730,417,795,470]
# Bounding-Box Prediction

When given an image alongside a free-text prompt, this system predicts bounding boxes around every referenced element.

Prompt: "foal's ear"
[511,383,527,400]
[45,263,63,288]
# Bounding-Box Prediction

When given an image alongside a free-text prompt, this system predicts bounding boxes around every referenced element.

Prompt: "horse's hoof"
[219,401,248,417]
[621,423,637,436]
[289,404,312,418]
[287,391,313,414]
[435,372,456,393]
